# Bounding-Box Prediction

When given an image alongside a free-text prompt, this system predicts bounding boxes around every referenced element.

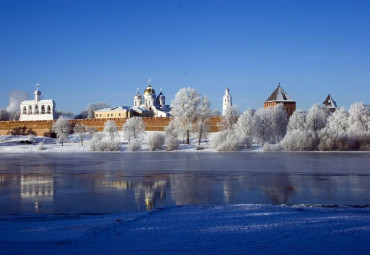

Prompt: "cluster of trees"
[212,101,370,151]
[281,103,370,151]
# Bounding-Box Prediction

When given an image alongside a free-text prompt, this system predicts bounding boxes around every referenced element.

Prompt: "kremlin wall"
[0,117,221,136]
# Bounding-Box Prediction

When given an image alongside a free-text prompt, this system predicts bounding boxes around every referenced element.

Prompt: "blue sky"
[1,0,369,114]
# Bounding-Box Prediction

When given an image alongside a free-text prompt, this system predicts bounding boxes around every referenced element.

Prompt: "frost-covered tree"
[73,123,88,146]
[326,107,349,133]
[104,120,118,141]
[253,108,272,145]
[281,129,318,151]
[122,117,145,144]
[270,104,289,143]
[287,111,306,133]
[165,135,179,151]
[87,102,111,119]
[52,118,71,146]
[306,104,329,133]
[211,130,242,151]
[218,105,239,131]
[147,132,165,151]
[171,87,202,144]
[348,102,370,132]
[195,97,212,145]
[235,108,255,147]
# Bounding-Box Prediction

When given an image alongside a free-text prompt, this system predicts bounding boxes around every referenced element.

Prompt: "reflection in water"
[0,152,369,214]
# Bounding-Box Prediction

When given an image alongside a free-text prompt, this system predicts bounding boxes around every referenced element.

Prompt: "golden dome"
[144,85,156,95]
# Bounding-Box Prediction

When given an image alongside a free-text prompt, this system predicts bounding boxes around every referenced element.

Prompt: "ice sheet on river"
[1,204,370,254]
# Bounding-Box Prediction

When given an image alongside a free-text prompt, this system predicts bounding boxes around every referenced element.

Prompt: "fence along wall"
[0,117,221,136]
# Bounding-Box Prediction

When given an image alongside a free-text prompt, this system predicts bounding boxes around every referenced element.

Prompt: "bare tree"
[52,119,71,146]
[122,117,145,144]
[104,120,118,141]
[195,97,212,145]
[171,87,208,144]
[73,123,88,146]
[87,102,111,119]
[218,105,239,131]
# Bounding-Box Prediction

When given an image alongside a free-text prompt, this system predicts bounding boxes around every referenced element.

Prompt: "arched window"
[34,105,39,114]
[41,105,45,114]
[28,105,32,114]
[47,105,51,114]
[23,106,27,114]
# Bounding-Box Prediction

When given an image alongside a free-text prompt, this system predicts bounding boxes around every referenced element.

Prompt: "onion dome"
[34,83,41,96]
[134,88,142,99]
[144,78,156,95]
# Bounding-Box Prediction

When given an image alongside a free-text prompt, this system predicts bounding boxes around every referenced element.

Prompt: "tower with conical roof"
[222,87,232,116]
[264,83,296,115]
[323,94,338,112]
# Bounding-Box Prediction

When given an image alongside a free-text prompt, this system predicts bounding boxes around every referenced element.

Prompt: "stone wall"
[0,117,221,136]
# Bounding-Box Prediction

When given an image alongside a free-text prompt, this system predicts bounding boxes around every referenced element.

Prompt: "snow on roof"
[323,94,338,108]
[265,85,294,102]
[96,106,131,112]
[21,99,55,104]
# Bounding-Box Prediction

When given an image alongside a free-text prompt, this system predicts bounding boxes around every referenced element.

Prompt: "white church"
[19,84,56,121]
[95,79,171,119]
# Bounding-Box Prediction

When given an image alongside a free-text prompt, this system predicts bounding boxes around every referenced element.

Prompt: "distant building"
[19,84,56,121]
[222,87,232,116]
[94,79,171,119]
[323,94,338,112]
[264,83,296,116]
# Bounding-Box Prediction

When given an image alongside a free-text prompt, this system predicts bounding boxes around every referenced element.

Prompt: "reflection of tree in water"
[170,174,211,205]
[260,174,294,204]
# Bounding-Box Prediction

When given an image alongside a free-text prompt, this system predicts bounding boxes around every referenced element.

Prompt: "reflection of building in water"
[101,178,168,210]
[20,175,54,202]
[223,181,231,204]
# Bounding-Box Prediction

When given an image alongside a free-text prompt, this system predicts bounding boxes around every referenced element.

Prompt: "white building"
[222,87,232,116]
[94,79,171,119]
[134,79,170,117]
[20,84,56,121]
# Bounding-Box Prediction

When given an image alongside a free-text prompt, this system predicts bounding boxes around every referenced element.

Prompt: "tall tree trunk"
[186,129,190,144]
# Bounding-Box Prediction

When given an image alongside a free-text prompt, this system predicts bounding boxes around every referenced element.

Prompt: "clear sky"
[1,0,369,114]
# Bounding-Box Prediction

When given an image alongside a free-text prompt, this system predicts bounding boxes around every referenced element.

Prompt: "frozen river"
[0,152,369,214]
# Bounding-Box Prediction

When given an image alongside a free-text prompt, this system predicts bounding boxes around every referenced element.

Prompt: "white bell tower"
[222,87,232,116]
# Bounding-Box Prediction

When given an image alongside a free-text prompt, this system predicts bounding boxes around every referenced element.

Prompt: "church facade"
[19,84,56,121]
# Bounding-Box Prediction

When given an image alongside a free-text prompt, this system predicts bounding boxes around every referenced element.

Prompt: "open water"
[0,152,369,214]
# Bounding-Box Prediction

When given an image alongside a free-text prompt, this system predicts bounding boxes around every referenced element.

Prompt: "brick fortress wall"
[0,117,221,136]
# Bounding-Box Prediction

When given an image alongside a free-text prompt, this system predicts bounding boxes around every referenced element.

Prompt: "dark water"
[0,152,369,214]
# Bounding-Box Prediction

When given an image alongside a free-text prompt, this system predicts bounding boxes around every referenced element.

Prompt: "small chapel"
[19,84,56,121]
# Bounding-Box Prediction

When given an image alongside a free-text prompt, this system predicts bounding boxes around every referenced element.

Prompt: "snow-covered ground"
[1,204,370,254]
[0,133,263,153]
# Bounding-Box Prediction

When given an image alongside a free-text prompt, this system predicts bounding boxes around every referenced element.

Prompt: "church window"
[35,105,39,114]
[23,106,26,114]
[28,105,32,114]
[41,105,45,114]
[47,106,51,114]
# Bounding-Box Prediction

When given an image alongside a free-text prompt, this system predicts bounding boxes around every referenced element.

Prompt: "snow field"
[1,204,370,254]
